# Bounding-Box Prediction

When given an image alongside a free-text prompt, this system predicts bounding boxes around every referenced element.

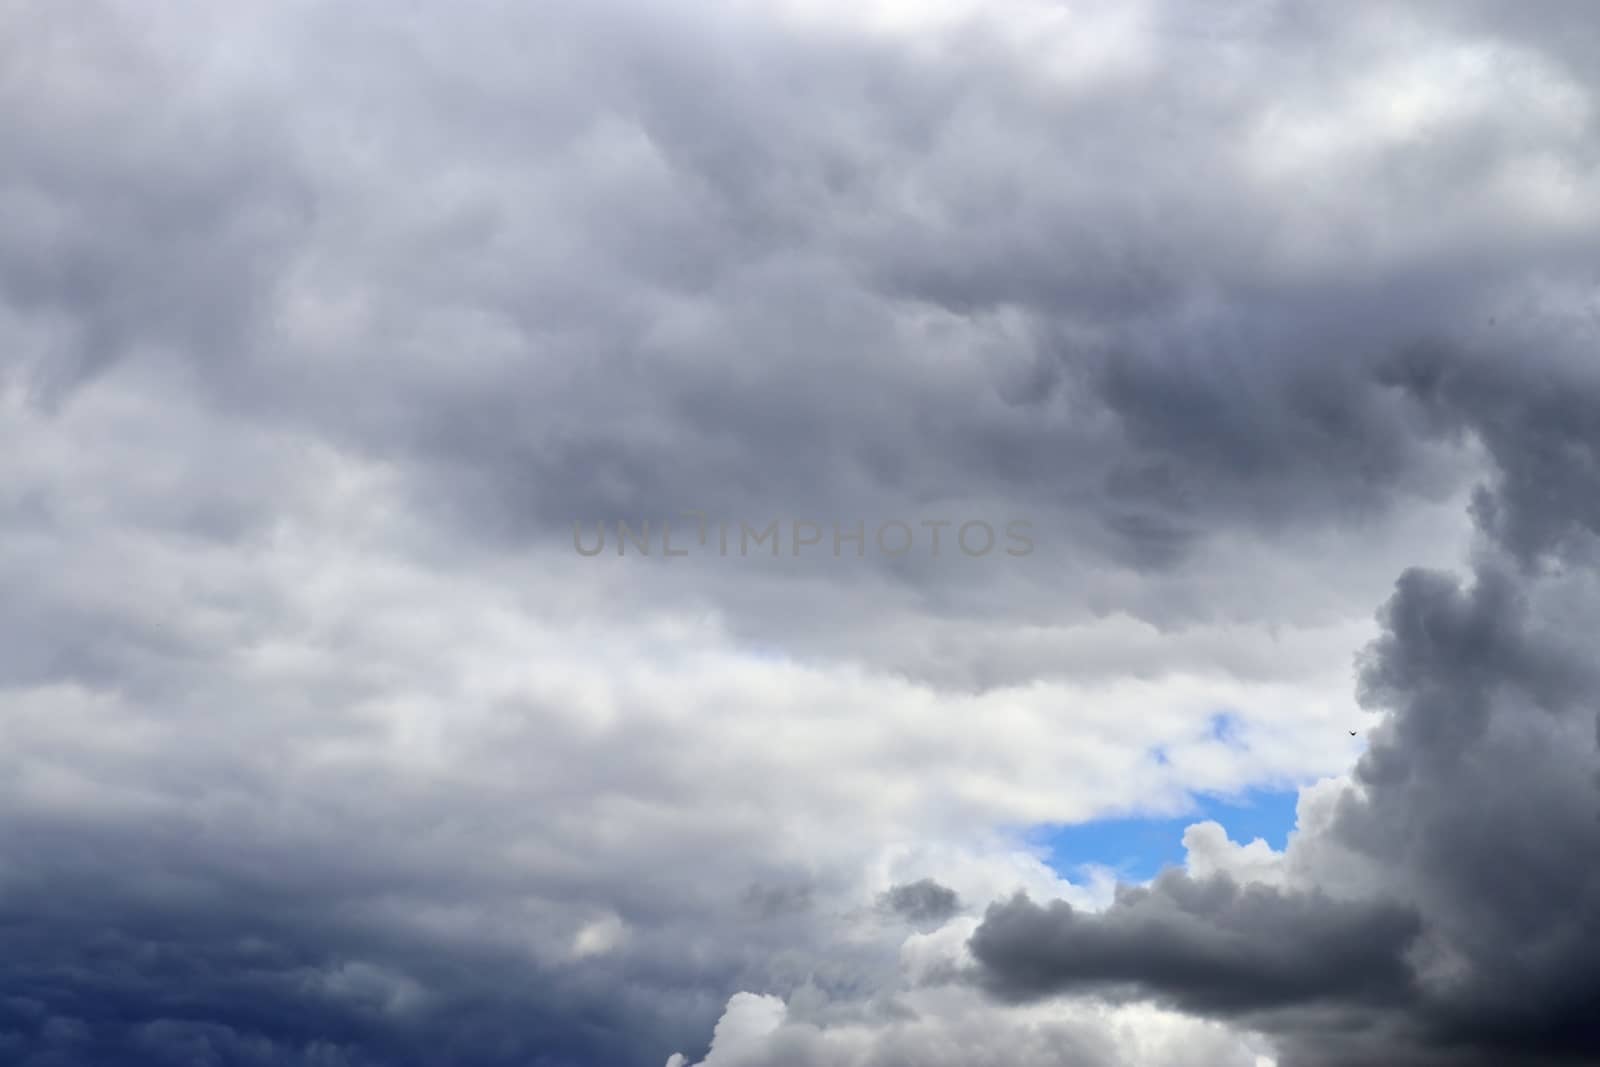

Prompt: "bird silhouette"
[1348,730,1358,736]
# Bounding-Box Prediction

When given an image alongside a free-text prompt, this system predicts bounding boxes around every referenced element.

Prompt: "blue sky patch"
[1035,787,1301,883]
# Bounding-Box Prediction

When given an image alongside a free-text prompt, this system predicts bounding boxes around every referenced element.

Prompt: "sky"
[2,2,1600,1066]
[1040,785,1302,883]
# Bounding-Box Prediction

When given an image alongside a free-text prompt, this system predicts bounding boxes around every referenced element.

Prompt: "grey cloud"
[970,876,1421,1014]
[0,4,310,406]
[5,1,1600,1066]
[1381,343,1600,566]
[21,4,1470,538]
[879,878,962,925]
[741,883,815,920]
[1,0,1495,702]
[971,350,1600,1064]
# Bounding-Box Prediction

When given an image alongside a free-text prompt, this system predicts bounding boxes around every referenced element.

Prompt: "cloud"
[665,986,1274,1067]
[971,876,1421,1014]
[1178,822,1289,888]
[2,1,1599,1065]
[879,878,963,925]
[969,349,1600,1065]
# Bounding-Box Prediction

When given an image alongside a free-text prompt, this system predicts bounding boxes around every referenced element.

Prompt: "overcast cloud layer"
[2,2,1599,1065]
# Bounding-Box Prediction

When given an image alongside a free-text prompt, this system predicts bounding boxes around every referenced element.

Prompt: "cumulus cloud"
[969,350,1600,1065]
[665,986,1275,1067]
[1180,822,1288,888]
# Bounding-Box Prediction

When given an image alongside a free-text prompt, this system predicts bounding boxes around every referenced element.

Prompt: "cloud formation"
[970,350,1600,1065]
[2,1,1599,1066]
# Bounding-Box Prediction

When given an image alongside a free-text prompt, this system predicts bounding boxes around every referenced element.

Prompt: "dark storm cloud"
[1381,343,1600,566]
[1337,568,1600,1065]
[0,791,875,1067]
[0,869,696,1067]
[971,347,1600,1065]
[971,874,1421,1013]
